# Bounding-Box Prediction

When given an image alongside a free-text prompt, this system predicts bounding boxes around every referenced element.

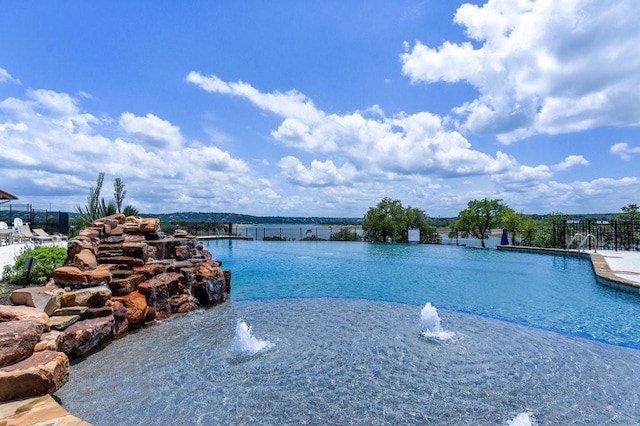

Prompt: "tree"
[529,212,567,248]
[618,204,640,222]
[329,228,362,241]
[451,198,510,248]
[76,173,139,227]
[501,208,521,245]
[362,197,436,243]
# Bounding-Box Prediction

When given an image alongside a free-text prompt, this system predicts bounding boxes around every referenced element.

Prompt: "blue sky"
[1,1,638,218]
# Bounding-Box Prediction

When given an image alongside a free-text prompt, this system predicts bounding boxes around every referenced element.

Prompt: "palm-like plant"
[76,173,139,228]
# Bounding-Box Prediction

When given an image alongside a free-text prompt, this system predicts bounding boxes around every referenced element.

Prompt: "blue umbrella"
[500,228,509,245]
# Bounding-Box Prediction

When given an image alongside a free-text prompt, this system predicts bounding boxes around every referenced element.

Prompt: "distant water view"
[56,240,640,424]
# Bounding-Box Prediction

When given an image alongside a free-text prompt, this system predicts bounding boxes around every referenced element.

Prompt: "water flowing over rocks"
[0,214,231,423]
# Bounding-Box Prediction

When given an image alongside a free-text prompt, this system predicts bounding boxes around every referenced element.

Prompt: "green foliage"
[451,198,510,248]
[529,212,567,247]
[329,228,362,241]
[618,204,640,222]
[76,173,138,228]
[1,246,67,286]
[362,197,437,243]
[263,236,289,241]
[301,235,326,241]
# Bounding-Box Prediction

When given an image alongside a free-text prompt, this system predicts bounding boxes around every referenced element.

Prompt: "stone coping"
[497,245,640,293]
[0,394,90,425]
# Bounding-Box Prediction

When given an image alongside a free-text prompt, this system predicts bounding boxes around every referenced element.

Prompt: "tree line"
[362,197,640,248]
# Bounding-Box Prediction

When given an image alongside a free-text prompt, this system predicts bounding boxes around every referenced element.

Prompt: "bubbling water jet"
[507,412,534,426]
[420,302,455,340]
[232,319,274,356]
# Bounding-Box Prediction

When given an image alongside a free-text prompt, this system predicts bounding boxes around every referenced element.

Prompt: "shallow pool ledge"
[497,245,640,294]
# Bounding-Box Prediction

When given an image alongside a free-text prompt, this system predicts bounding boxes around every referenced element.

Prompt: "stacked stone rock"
[0,214,230,423]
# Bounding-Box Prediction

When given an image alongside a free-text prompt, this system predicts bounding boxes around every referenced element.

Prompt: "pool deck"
[497,245,640,292]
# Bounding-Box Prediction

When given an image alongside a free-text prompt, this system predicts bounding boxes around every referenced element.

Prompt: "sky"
[1,0,639,218]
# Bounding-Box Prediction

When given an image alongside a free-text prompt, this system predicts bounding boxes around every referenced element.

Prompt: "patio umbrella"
[0,189,18,205]
[500,228,509,245]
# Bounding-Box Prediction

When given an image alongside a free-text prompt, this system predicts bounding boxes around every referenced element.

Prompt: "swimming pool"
[56,241,640,424]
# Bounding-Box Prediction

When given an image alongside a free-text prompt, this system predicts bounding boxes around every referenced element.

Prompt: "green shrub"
[263,236,288,241]
[1,246,67,286]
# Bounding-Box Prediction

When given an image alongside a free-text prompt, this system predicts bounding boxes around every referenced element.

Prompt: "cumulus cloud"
[188,73,517,183]
[0,86,256,213]
[553,155,589,171]
[401,0,640,143]
[278,156,357,187]
[119,112,185,150]
[610,142,640,160]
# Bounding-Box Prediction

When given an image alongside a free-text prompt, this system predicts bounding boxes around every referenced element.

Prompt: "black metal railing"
[0,204,69,235]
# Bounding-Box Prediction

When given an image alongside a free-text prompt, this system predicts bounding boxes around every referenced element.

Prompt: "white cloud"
[189,73,517,179]
[278,156,357,187]
[0,86,256,214]
[0,68,20,84]
[401,0,640,143]
[553,155,589,171]
[119,112,184,150]
[610,142,640,160]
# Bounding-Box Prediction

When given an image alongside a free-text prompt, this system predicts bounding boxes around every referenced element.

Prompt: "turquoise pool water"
[55,241,640,424]
[216,240,640,348]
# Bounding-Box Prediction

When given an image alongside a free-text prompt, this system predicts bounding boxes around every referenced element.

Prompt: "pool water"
[55,241,640,424]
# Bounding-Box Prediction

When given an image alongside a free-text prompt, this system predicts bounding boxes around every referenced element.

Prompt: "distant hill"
[141,212,365,225]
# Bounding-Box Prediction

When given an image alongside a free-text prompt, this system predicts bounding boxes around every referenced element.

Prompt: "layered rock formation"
[0,214,231,423]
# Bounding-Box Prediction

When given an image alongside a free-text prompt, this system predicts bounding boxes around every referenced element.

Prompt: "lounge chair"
[18,225,53,244]
[0,221,11,245]
[33,228,59,241]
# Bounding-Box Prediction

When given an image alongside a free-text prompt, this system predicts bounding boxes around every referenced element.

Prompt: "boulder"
[50,315,81,331]
[111,291,147,327]
[138,272,183,296]
[0,320,44,367]
[122,242,149,261]
[60,316,115,359]
[0,305,50,331]
[134,263,165,279]
[52,306,89,317]
[9,286,65,316]
[0,394,90,425]
[170,294,198,314]
[34,331,64,352]
[61,286,112,308]
[111,300,128,338]
[96,255,145,267]
[85,306,113,319]
[139,217,160,233]
[96,213,126,224]
[72,248,98,270]
[192,263,226,306]
[174,245,191,261]
[53,265,111,289]
[0,350,70,401]
[78,228,100,238]
[109,274,146,296]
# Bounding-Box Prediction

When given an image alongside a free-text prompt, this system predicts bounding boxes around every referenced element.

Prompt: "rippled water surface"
[55,241,640,424]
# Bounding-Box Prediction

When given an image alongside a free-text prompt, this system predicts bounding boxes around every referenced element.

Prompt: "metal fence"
[552,220,640,251]
[0,204,69,235]
[234,225,364,241]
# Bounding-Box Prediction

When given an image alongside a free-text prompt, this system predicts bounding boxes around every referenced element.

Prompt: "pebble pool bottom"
[56,299,640,424]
